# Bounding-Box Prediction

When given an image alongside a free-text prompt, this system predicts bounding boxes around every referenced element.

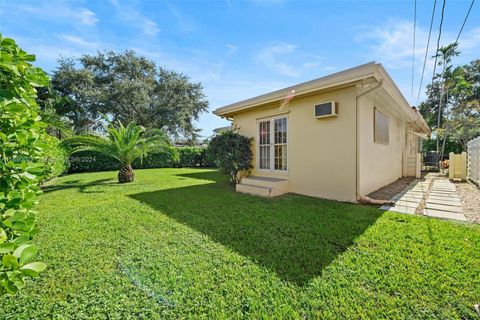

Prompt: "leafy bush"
[207,130,253,184]
[41,135,69,182]
[67,147,214,173]
[0,35,48,295]
[176,147,213,167]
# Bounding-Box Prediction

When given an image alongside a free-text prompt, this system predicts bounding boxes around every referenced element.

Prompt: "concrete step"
[241,176,288,189]
[236,183,273,197]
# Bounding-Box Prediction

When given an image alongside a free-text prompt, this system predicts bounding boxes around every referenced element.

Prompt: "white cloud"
[355,21,427,70]
[355,20,480,103]
[357,20,480,71]
[226,44,238,56]
[111,3,160,36]
[457,27,480,54]
[11,3,99,26]
[256,42,323,77]
[58,34,99,49]
[257,42,299,77]
[76,8,98,26]
[142,19,160,36]
[167,4,195,33]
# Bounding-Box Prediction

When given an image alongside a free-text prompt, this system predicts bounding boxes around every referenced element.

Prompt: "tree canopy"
[42,51,209,141]
[419,43,480,152]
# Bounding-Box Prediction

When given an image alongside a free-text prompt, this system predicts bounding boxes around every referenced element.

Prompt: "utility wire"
[431,0,446,85]
[455,0,475,44]
[411,0,417,98]
[433,0,446,153]
[416,0,437,104]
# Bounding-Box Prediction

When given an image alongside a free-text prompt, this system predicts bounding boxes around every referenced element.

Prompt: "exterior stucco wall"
[357,93,406,196]
[233,87,357,202]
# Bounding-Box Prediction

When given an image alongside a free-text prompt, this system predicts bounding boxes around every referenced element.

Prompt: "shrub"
[176,147,214,167]
[0,35,49,295]
[67,147,214,173]
[41,135,69,182]
[207,130,253,184]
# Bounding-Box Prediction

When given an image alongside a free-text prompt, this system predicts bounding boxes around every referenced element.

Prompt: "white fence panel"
[468,136,480,186]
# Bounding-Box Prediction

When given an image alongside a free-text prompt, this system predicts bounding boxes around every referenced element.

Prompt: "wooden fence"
[449,152,467,180]
[468,136,480,185]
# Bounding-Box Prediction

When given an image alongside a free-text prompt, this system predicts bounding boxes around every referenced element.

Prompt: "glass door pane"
[258,121,270,170]
[274,118,287,171]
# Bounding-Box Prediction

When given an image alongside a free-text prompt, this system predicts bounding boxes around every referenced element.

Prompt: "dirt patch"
[368,178,415,201]
[454,182,480,223]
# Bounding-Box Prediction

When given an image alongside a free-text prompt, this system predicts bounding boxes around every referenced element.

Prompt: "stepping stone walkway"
[380,179,429,214]
[380,175,467,222]
[423,179,467,221]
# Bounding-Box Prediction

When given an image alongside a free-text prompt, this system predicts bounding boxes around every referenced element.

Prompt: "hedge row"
[67,147,214,173]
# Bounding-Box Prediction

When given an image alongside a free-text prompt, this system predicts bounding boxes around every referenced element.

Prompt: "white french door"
[258,117,288,171]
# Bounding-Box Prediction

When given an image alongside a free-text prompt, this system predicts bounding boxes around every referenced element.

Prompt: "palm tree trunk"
[118,164,134,183]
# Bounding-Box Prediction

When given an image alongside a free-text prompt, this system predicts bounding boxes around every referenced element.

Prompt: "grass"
[2,168,479,319]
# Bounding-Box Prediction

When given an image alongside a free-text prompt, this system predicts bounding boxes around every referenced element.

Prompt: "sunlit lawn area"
[2,168,479,319]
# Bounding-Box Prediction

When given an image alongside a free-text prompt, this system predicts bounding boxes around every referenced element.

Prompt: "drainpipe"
[355,80,393,204]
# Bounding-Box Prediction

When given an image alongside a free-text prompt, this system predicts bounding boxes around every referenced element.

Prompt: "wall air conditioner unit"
[314,101,338,119]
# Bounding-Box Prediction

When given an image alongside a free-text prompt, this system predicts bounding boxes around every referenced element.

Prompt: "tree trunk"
[118,164,134,183]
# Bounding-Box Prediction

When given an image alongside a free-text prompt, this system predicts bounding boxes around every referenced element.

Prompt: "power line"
[431,0,446,85]
[416,0,437,104]
[411,0,417,97]
[455,0,475,44]
[433,0,446,153]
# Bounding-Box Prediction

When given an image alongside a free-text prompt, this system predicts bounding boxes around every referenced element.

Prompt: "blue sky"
[1,0,479,137]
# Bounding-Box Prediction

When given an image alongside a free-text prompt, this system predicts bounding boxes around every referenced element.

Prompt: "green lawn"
[2,168,479,319]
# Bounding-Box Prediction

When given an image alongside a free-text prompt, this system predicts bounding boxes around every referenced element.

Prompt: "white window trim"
[256,115,289,173]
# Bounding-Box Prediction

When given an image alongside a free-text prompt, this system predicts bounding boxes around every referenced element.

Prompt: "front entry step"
[236,176,288,197]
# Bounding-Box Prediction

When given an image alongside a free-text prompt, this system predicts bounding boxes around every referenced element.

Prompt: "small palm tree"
[63,121,176,183]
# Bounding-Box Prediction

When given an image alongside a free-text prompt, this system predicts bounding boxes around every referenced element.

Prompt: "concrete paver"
[379,174,467,222]
[422,179,466,221]
[425,202,463,213]
[423,209,467,221]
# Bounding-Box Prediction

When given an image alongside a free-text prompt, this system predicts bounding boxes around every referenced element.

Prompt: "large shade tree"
[63,122,177,183]
[42,51,209,141]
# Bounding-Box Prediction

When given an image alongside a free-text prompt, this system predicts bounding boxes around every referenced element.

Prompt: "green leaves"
[63,121,175,183]
[14,244,38,265]
[0,33,48,295]
[2,254,19,269]
[207,130,253,184]
[21,262,47,277]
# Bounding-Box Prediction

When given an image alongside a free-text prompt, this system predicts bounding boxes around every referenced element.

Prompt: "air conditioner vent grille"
[314,101,337,118]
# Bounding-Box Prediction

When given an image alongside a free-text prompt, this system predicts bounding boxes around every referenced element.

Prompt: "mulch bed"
[368,177,415,201]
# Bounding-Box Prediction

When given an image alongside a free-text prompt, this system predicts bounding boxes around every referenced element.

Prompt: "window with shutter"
[374,108,389,144]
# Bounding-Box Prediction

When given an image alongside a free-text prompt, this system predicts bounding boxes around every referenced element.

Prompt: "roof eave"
[213,62,380,117]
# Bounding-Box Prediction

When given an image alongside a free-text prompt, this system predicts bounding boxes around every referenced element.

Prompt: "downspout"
[354,80,393,205]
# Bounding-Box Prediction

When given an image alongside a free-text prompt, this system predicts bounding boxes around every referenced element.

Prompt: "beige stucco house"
[213,62,431,202]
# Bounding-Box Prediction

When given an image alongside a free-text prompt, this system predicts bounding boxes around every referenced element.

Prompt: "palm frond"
[63,121,175,167]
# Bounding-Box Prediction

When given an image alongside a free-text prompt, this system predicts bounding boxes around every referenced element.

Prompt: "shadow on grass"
[42,178,118,194]
[129,171,383,285]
